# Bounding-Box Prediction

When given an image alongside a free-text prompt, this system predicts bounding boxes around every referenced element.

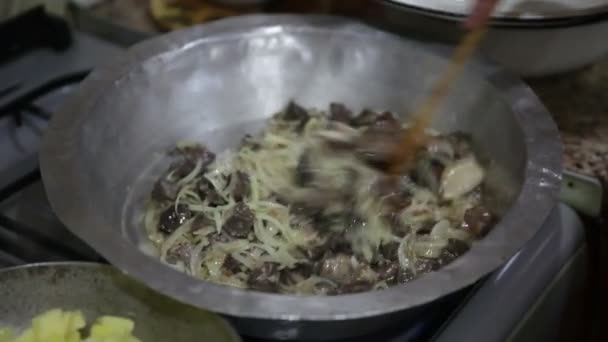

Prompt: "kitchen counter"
[81,0,608,183]
[529,63,608,183]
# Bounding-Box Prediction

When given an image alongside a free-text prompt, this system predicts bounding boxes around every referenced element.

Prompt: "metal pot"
[373,0,608,76]
[40,15,561,340]
[0,262,240,342]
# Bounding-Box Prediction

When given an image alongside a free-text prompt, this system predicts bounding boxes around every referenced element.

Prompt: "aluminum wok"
[40,15,562,340]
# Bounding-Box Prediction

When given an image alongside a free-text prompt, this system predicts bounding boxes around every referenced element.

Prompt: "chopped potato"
[0,328,14,342]
[2,310,140,342]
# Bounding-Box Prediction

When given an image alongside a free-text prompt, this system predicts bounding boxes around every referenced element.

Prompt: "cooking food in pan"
[144,101,495,295]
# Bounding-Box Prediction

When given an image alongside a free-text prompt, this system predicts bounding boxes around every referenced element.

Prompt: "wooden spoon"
[388,27,488,176]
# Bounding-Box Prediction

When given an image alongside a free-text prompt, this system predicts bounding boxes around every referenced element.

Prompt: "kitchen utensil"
[40,15,561,340]
[389,27,486,174]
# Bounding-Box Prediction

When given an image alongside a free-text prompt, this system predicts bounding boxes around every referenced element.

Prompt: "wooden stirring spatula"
[388,28,487,176]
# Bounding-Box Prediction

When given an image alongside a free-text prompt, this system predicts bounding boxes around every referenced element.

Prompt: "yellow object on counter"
[0,309,140,342]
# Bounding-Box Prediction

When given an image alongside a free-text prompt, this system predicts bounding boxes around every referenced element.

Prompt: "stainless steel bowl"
[40,15,562,340]
[0,262,240,342]
[374,0,608,76]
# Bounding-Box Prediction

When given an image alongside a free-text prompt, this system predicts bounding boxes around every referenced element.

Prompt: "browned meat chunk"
[415,258,441,274]
[283,101,310,130]
[413,157,445,193]
[376,177,412,211]
[438,239,470,265]
[197,178,226,206]
[373,111,400,131]
[463,205,495,237]
[248,263,280,292]
[280,263,314,284]
[380,241,399,261]
[351,109,379,127]
[165,242,193,265]
[170,145,216,170]
[232,171,250,202]
[324,234,353,255]
[158,204,193,234]
[191,214,214,231]
[169,159,197,179]
[222,203,254,238]
[222,254,242,275]
[151,178,179,202]
[338,280,374,294]
[375,263,399,285]
[329,103,353,123]
[294,151,314,186]
[397,268,416,283]
[382,213,410,237]
[446,131,473,158]
[355,125,402,171]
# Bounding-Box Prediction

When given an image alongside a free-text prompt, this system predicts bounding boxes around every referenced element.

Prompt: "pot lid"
[386,0,608,19]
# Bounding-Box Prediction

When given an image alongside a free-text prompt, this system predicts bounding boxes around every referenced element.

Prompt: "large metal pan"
[0,262,240,342]
[40,15,562,340]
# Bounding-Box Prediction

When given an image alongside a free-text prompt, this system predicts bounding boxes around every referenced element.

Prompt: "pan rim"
[40,14,562,321]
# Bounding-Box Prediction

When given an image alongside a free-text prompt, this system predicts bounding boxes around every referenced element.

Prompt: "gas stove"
[0,8,592,342]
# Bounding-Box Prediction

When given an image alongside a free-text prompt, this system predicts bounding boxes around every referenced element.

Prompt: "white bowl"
[376,0,608,76]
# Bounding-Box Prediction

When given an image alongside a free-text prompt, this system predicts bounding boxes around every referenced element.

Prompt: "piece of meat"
[222,254,241,275]
[210,232,231,243]
[446,131,474,158]
[373,111,400,131]
[197,178,226,206]
[325,234,353,255]
[355,125,403,171]
[222,203,254,238]
[382,213,410,237]
[351,109,379,127]
[329,103,353,123]
[294,151,314,186]
[463,205,495,238]
[397,268,416,283]
[248,262,280,292]
[415,258,441,274]
[416,221,435,236]
[338,280,374,294]
[380,241,400,261]
[158,204,193,234]
[306,245,327,261]
[318,121,359,150]
[343,210,365,231]
[376,177,412,211]
[151,178,179,202]
[191,214,214,231]
[319,254,355,283]
[171,145,216,168]
[413,157,445,193]
[290,202,323,220]
[280,263,314,284]
[169,158,197,179]
[165,242,193,265]
[375,263,399,285]
[232,171,250,202]
[283,101,310,130]
[438,239,470,265]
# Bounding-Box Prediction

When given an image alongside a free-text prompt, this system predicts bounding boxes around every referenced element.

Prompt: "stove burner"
[0,6,72,64]
[0,70,98,266]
